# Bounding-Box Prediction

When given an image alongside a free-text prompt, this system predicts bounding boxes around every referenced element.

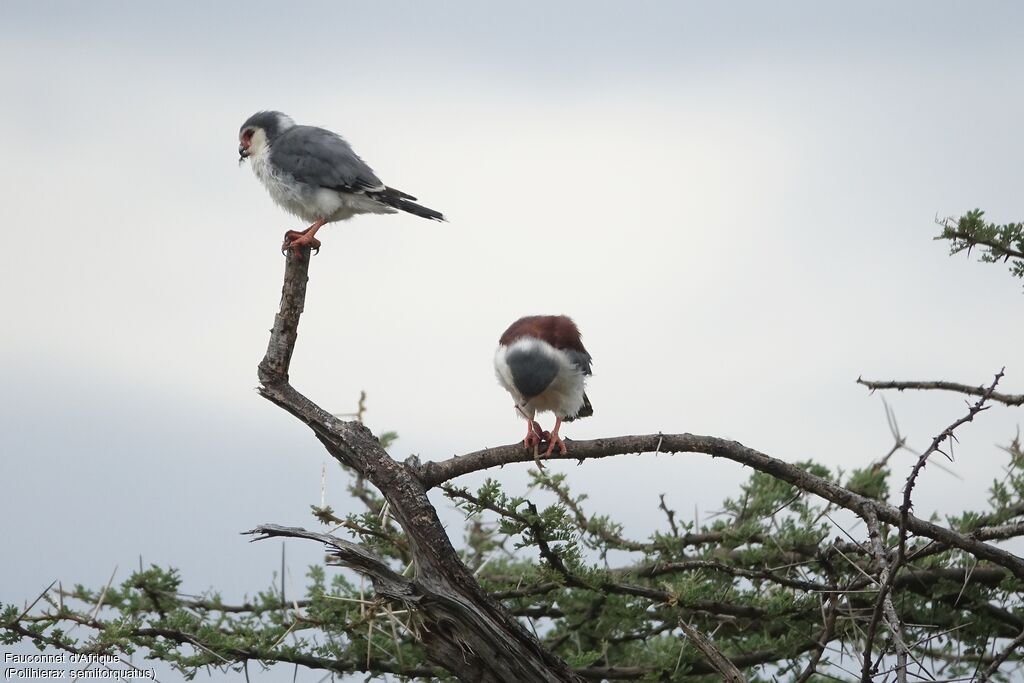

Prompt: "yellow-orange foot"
[522,421,544,450]
[543,418,567,456]
[544,435,567,456]
[522,421,550,469]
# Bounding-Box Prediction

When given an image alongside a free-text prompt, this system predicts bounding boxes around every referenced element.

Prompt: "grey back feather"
[565,350,593,376]
[270,126,384,194]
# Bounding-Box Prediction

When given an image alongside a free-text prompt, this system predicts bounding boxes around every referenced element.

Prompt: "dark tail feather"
[396,198,446,221]
[372,186,446,222]
[565,393,593,422]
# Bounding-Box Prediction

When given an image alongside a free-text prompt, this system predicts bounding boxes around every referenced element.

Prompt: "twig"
[941,228,1024,260]
[975,628,1024,682]
[677,620,746,682]
[658,495,680,538]
[794,595,839,683]
[860,509,909,683]
[856,377,1023,407]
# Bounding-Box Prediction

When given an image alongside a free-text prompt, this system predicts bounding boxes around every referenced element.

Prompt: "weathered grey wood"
[255,249,580,683]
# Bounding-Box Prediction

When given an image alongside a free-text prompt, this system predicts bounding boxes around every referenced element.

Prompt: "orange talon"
[543,417,566,457]
[522,420,544,450]
[281,218,327,258]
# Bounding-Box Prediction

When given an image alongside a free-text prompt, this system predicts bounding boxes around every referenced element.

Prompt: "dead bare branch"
[857,377,1023,407]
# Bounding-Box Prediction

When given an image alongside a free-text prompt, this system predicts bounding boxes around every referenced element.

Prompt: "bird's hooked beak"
[238,128,256,165]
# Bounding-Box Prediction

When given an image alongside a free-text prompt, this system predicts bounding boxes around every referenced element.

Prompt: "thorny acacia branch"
[861,371,1005,680]
[861,508,909,683]
[857,377,1024,407]
[418,434,1024,579]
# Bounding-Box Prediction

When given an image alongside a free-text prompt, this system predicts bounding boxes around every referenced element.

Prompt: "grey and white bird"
[494,315,594,465]
[238,111,444,256]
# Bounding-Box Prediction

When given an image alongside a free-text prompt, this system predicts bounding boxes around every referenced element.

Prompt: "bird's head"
[238,110,294,163]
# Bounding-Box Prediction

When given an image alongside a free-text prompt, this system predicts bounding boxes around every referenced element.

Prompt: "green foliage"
[5,443,1024,680]
[845,465,890,500]
[936,209,1024,287]
[378,430,399,450]
[6,384,1024,679]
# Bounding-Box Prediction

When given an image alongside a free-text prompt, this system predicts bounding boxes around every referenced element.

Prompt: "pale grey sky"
[2,1,1023,679]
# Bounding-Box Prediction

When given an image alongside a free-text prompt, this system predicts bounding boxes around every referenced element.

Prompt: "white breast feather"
[250,143,319,222]
[494,345,522,402]
[494,338,587,420]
